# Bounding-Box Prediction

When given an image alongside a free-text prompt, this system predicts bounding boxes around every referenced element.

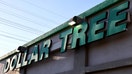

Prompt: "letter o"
[4,59,10,73]
[10,55,18,71]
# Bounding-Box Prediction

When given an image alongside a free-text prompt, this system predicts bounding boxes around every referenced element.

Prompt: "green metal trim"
[0,50,17,61]
[23,21,70,47]
[0,0,123,61]
[23,0,124,47]
[79,0,122,18]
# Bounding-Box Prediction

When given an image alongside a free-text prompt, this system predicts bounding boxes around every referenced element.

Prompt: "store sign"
[4,1,129,73]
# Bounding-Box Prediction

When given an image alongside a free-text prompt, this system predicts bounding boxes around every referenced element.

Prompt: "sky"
[0,0,104,57]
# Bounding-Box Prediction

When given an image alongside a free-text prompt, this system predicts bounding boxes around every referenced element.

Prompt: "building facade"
[0,0,132,74]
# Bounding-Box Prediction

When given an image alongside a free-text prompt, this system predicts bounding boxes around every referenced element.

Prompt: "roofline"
[0,0,122,61]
